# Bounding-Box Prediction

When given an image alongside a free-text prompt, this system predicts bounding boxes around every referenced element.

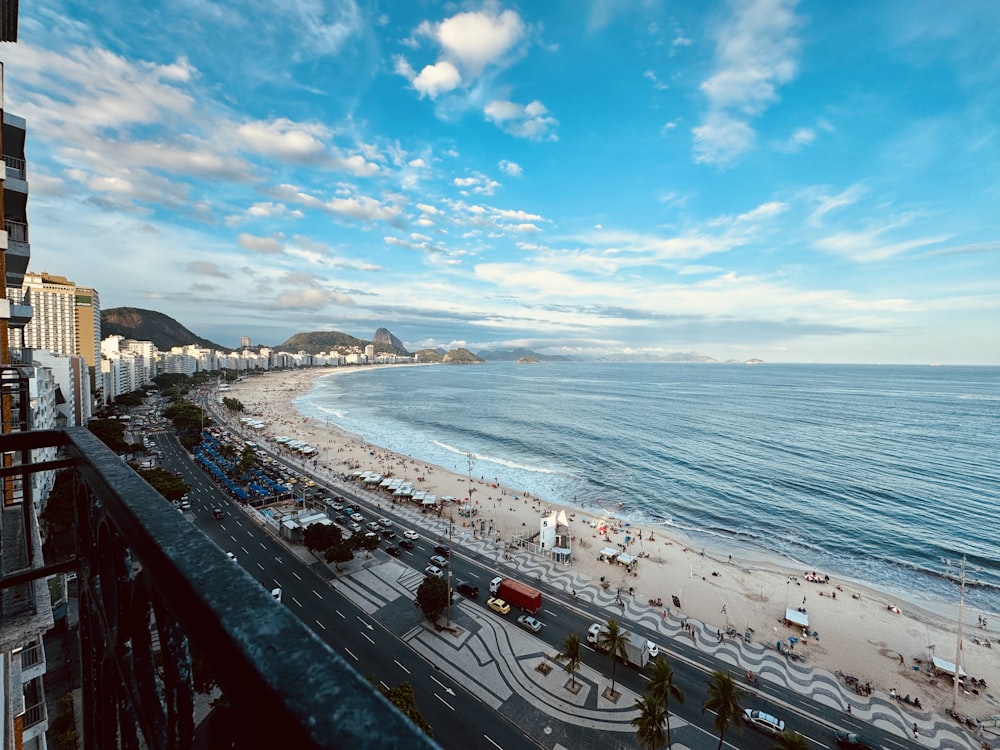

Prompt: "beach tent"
[618,553,635,566]
[599,547,618,558]
[784,608,809,629]
[932,656,967,678]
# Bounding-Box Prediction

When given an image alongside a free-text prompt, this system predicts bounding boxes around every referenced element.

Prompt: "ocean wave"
[430,440,562,475]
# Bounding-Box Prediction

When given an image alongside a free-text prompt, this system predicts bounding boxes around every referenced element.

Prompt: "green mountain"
[102,307,230,351]
[276,330,409,356]
[373,327,407,352]
[442,348,485,364]
[477,347,572,362]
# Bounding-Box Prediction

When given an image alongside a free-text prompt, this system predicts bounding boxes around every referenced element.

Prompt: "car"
[425,565,444,578]
[385,545,401,557]
[434,544,451,557]
[350,512,364,523]
[349,522,362,533]
[334,515,349,526]
[517,615,543,633]
[398,539,415,550]
[743,709,785,737]
[378,517,392,528]
[381,530,397,540]
[271,587,282,603]
[430,555,449,568]
[403,530,419,540]
[487,597,511,615]
[225,552,237,563]
[367,521,382,532]
[835,732,883,750]
[330,500,344,511]
[178,499,191,511]
[455,581,479,598]
[647,641,659,659]
[211,508,224,520]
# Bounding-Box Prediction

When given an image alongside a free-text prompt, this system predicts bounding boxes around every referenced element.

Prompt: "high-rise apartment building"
[8,272,101,368]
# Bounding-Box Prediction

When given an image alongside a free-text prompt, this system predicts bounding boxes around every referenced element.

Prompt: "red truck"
[489,577,542,615]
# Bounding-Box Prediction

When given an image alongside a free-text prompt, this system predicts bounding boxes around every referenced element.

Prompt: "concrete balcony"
[0,366,439,749]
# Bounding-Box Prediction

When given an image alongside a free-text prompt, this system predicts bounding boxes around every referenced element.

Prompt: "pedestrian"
[899,653,905,665]
[845,704,852,714]
[913,723,919,739]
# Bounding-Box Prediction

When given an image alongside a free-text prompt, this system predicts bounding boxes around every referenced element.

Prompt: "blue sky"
[4,0,999,363]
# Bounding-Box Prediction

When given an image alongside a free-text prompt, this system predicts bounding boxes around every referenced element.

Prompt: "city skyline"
[4,0,1000,364]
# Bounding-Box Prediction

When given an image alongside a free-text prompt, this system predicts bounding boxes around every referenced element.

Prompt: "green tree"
[303,523,342,554]
[597,618,629,696]
[415,575,449,623]
[136,467,190,503]
[324,538,355,569]
[355,531,381,558]
[222,396,245,413]
[555,632,583,690]
[88,418,129,453]
[236,445,256,475]
[631,694,667,750]
[702,670,745,750]
[772,731,811,750]
[376,681,433,737]
[647,655,685,749]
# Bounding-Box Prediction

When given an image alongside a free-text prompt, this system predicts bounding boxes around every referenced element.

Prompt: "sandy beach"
[220,367,1000,736]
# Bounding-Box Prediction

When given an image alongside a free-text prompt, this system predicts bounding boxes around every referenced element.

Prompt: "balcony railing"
[21,640,43,668]
[4,154,25,180]
[5,218,27,242]
[0,367,439,749]
[23,700,46,729]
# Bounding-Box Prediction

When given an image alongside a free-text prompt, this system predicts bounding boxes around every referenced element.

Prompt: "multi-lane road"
[149,423,921,750]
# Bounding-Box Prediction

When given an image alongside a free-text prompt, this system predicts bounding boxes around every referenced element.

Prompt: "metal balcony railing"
[4,154,25,180]
[0,366,439,749]
[21,640,43,668]
[5,218,27,242]
[22,700,46,728]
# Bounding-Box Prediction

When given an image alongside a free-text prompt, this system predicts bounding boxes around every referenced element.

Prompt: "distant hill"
[276,330,409,356]
[373,327,408,352]
[102,307,230,351]
[477,347,572,362]
[413,349,443,363]
[442,348,485,364]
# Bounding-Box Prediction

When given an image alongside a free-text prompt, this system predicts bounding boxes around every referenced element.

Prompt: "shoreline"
[223,367,1000,731]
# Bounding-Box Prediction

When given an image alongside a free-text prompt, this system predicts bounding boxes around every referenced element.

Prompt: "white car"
[367,521,382,532]
[648,642,659,659]
[430,555,449,568]
[226,551,237,563]
[403,530,419,540]
[517,615,543,633]
[350,512,364,523]
[378,517,392,528]
[743,709,785,737]
[271,587,282,603]
[425,565,444,578]
[349,522,362,533]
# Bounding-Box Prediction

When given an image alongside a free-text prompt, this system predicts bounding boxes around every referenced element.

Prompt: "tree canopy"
[415,575,449,622]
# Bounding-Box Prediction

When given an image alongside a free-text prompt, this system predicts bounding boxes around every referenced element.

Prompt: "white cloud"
[235,118,329,163]
[499,159,523,176]
[780,127,816,153]
[816,230,950,263]
[807,184,867,227]
[736,201,788,222]
[187,261,229,277]
[436,9,526,76]
[413,60,462,99]
[484,99,558,140]
[238,233,284,254]
[693,0,802,166]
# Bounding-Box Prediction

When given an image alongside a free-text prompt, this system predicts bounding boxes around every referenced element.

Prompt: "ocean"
[294,362,1000,616]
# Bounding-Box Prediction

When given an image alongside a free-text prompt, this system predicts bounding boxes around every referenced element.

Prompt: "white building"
[30,350,92,426]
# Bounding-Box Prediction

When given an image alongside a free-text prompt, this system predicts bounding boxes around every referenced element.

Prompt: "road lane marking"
[291,571,301,580]
[241,546,248,555]
[291,597,302,608]
[259,542,267,549]
[394,660,411,674]
[430,676,455,696]
[312,589,323,599]
[256,563,264,571]
[433,694,454,710]
[344,648,358,661]
[315,620,326,630]
[361,632,375,645]
[484,736,502,749]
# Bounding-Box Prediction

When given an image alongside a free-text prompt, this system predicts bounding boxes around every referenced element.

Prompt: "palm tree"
[597,618,629,696]
[702,670,745,750]
[555,632,583,690]
[631,694,667,750]
[772,730,810,750]
[647,655,685,749]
